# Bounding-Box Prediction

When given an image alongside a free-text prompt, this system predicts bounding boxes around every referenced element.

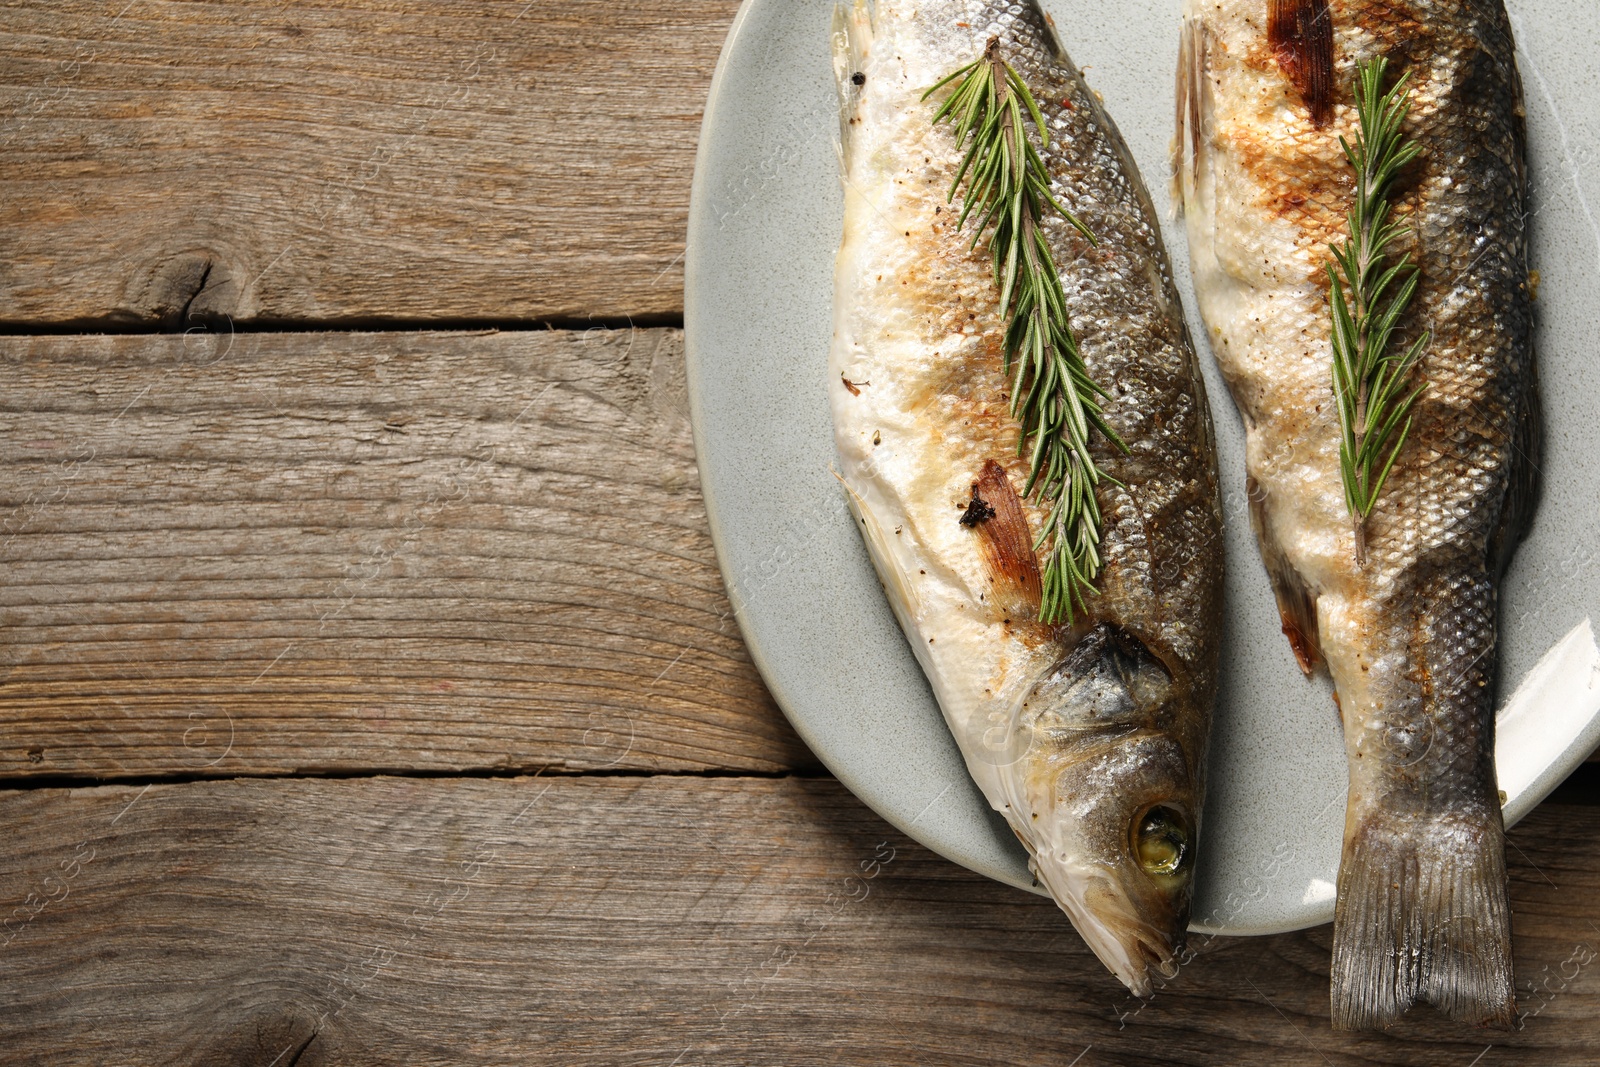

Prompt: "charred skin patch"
[1220,110,1352,282]
[959,485,997,527]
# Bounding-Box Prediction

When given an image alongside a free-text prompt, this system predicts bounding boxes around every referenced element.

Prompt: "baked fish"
[1176,0,1536,1029]
[831,0,1224,994]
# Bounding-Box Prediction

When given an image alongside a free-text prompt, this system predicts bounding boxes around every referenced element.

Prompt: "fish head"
[1036,732,1199,995]
[1015,624,1203,996]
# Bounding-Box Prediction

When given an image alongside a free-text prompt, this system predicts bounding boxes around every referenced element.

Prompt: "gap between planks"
[0,315,685,338]
[1,775,1596,1066]
[0,0,739,327]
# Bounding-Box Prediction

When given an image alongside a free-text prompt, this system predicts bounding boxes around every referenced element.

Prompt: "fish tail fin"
[1331,808,1516,1030]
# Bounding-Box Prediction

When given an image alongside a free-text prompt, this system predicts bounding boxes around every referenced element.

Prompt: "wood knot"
[125,249,247,330]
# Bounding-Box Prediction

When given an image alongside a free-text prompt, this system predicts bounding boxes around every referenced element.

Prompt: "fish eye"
[1132,805,1191,878]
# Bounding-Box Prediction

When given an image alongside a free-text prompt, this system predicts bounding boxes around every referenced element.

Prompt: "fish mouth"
[1038,865,1185,997]
[1075,906,1182,998]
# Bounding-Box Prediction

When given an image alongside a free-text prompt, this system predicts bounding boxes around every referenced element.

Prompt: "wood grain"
[0,328,816,778]
[0,774,1595,1066]
[0,0,736,327]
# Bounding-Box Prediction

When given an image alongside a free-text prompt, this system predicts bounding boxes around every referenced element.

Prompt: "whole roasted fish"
[1176,0,1536,1029]
[831,0,1224,993]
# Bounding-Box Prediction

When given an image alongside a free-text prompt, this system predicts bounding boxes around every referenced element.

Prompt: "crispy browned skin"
[1178,0,1536,1031]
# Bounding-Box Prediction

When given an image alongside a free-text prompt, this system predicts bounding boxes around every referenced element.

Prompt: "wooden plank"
[0,0,737,327]
[0,328,815,778]
[0,775,1595,1065]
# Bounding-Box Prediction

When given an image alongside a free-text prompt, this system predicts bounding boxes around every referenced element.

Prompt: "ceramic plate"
[684,0,1600,934]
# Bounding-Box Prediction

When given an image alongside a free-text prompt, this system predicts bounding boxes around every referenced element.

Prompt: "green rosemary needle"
[924,37,1124,624]
[1328,56,1429,565]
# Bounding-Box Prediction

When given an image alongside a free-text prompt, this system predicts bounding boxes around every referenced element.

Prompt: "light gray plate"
[684,0,1600,934]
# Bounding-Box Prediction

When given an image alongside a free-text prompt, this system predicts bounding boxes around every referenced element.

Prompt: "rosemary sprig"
[1328,56,1429,565]
[923,38,1124,624]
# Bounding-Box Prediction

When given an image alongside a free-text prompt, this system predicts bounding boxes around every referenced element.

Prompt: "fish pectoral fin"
[1267,0,1334,128]
[1273,562,1323,676]
[1248,477,1324,674]
[1491,376,1542,576]
[967,460,1043,621]
[834,466,925,625]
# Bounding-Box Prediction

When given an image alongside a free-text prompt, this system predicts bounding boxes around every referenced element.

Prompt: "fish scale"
[831,0,1223,994]
[1176,0,1535,1030]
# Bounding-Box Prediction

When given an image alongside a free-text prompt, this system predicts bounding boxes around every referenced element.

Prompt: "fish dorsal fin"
[966,460,1043,620]
[1173,16,1211,199]
[1267,0,1334,127]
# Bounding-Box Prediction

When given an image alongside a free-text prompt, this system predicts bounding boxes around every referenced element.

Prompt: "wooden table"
[3,3,1597,1063]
